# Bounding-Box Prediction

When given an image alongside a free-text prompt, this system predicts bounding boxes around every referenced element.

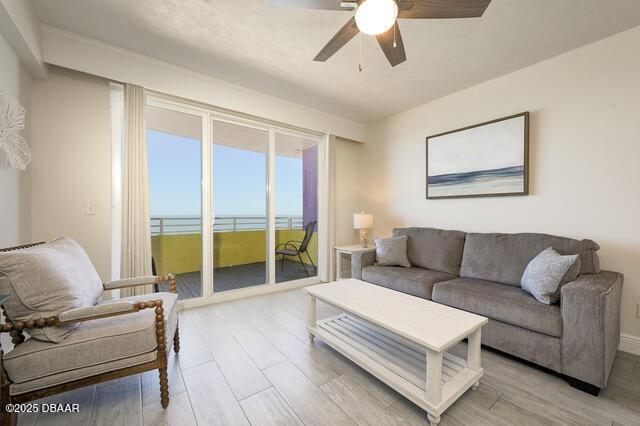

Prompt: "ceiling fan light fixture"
[354,0,398,36]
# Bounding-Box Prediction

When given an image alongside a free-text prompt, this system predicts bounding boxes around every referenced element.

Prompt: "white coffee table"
[305,279,488,425]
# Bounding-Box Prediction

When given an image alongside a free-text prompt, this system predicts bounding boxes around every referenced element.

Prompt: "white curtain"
[318,134,336,282]
[120,84,153,296]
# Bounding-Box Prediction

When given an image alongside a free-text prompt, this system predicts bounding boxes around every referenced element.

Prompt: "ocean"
[428,165,525,197]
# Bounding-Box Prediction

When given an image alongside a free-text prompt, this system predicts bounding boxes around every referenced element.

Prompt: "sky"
[147,130,303,217]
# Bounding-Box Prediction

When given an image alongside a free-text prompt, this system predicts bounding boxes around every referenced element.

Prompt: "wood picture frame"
[426,112,529,199]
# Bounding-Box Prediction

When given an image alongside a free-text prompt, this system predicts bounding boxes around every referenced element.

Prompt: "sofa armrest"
[104,274,176,293]
[351,250,376,280]
[561,271,623,388]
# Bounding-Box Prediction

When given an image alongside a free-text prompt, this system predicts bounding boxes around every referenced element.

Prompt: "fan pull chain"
[359,32,363,72]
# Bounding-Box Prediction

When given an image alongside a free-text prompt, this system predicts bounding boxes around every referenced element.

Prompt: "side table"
[334,244,375,280]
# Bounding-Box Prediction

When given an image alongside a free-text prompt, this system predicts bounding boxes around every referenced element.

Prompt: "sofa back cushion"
[460,232,600,286]
[392,227,467,275]
[0,236,104,342]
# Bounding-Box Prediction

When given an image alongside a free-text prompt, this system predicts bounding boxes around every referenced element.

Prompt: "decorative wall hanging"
[426,112,529,199]
[0,91,31,170]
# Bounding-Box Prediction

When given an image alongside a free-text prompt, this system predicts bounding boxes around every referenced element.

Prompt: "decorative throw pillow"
[373,235,411,268]
[521,247,579,305]
[0,236,104,342]
[549,256,581,304]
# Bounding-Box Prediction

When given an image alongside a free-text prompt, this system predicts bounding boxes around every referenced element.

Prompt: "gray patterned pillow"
[373,236,411,268]
[521,247,579,304]
[0,237,104,342]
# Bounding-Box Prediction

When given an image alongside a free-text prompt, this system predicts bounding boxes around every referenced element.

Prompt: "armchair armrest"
[351,249,376,280]
[104,274,177,293]
[58,302,137,323]
[561,271,623,388]
[0,299,166,330]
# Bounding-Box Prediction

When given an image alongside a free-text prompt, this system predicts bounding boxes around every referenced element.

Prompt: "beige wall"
[334,138,365,246]
[43,26,366,143]
[362,27,640,343]
[30,66,112,280]
[0,33,31,247]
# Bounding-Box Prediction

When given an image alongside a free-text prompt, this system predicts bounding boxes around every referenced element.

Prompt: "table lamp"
[353,212,374,248]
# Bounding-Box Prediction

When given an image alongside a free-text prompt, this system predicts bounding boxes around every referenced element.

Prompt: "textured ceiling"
[32,0,640,123]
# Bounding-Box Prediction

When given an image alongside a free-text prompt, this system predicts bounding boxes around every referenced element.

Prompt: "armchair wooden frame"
[0,243,179,426]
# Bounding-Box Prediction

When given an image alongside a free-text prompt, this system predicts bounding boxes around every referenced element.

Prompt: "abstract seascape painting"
[426,112,529,199]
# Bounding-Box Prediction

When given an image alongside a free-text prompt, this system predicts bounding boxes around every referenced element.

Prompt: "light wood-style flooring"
[17,289,640,425]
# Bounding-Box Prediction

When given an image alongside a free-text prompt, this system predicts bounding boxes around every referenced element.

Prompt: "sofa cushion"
[392,227,467,275]
[362,266,457,299]
[459,232,600,286]
[4,292,178,386]
[0,236,104,343]
[431,278,562,337]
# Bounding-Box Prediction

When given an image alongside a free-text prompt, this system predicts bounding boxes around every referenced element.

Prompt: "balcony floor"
[161,259,316,300]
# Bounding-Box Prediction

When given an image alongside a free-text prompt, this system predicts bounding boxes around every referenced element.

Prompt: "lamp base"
[359,229,368,248]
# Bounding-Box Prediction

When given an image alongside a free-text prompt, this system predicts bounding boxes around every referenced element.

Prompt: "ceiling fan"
[267,0,492,67]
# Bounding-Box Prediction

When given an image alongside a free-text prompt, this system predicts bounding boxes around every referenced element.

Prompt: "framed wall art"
[426,112,529,199]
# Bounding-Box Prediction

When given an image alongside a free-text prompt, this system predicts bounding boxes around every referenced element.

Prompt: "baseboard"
[619,333,640,356]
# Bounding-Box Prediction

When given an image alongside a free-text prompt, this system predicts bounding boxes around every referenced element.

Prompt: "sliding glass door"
[274,132,319,283]
[210,120,268,293]
[146,95,323,300]
[146,104,204,299]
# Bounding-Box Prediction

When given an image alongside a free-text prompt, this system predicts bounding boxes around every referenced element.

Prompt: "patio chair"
[275,220,317,277]
[0,237,180,425]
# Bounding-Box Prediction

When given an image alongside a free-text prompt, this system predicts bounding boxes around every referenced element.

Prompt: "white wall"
[0,33,31,247]
[0,0,46,78]
[334,138,365,246]
[42,26,366,143]
[363,26,640,344]
[30,66,112,280]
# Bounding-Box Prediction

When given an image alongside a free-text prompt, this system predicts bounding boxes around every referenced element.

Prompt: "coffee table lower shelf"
[307,314,483,425]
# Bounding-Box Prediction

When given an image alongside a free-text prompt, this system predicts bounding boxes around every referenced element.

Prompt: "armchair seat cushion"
[362,266,456,299]
[4,292,177,395]
[432,278,562,337]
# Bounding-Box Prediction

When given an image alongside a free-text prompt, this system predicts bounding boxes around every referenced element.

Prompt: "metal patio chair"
[275,220,317,277]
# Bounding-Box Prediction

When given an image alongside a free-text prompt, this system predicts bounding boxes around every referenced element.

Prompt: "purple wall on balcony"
[303,146,318,230]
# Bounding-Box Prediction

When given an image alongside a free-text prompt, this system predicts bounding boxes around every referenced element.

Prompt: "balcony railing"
[150,215,303,236]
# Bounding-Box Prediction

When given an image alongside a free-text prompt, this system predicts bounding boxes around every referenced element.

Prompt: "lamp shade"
[353,212,373,230]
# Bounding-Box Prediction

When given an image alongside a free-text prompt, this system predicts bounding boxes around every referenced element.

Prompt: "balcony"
[151,215,317,299]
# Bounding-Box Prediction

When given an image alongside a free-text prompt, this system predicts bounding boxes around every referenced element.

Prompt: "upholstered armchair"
[0,238,180,426]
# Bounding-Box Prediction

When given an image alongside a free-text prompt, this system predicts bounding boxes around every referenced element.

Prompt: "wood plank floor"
[160,260,316,300]
[18,289,640,426]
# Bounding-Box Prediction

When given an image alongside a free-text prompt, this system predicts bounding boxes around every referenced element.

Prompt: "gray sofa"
[351,227,623,395]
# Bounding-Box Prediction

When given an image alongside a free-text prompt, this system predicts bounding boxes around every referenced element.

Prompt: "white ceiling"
[32,0,640,123]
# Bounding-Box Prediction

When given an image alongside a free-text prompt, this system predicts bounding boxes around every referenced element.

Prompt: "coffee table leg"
[307,295,317,341]
[468,328,482,389]
[427,413,441,425]
[425,349,442,407]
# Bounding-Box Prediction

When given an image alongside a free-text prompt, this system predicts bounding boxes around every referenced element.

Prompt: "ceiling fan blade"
[376,24,406,67]
[314,17,359,62]
[398,0,492,19]
[264,0,355,10]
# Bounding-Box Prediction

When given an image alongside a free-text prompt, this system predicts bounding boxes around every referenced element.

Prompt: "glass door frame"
[147,93,326,301]
[208,114,272,296]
